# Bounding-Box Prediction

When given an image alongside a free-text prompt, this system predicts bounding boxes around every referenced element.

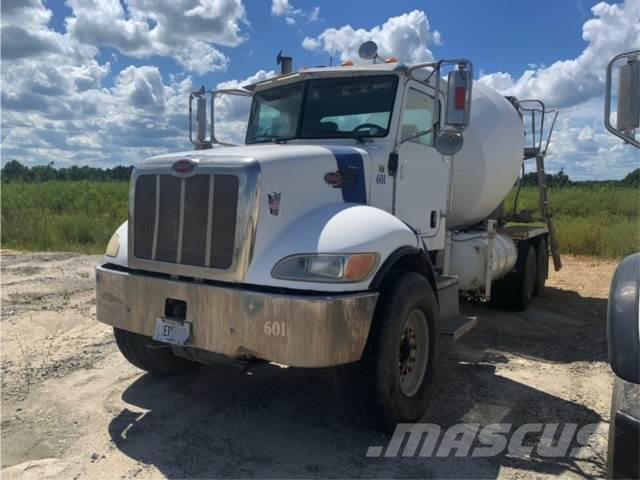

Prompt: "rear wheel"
[491,244,536,311]
[334,271,439,432]
[114,328,196,376]
[534,237,549,296]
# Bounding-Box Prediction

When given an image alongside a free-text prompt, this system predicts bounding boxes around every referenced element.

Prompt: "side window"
[401,88,435,146]
[254,102,296,138]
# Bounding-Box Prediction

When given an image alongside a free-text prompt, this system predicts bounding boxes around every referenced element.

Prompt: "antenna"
[328,0,349,66]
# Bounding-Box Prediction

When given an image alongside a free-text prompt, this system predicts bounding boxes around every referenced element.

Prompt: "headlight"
[105,233,120,257]
[272,253,378,283]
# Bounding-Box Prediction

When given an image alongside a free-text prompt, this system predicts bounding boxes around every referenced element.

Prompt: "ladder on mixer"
[518,100,562,271]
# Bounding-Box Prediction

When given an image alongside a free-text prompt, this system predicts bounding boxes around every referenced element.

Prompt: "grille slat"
[132,173,240,271]
[155,175,182,263]
[181,175,211,266]
[133,175,156,259]
[210,175,239,269]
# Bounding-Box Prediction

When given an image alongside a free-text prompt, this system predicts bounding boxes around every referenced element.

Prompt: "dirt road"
[1,252,618,479]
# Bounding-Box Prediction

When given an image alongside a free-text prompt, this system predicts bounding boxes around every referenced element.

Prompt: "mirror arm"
[399,128,434,146]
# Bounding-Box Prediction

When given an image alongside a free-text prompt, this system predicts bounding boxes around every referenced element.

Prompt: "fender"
[245,203,421,292]
[369,245,439,303]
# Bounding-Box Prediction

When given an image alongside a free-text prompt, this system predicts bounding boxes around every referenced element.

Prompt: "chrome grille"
[133,173,240,269]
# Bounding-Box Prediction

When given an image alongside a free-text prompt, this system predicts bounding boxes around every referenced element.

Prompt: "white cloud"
[271,0,320,26]
[0,0,195,167]
[479,0,640,108]
[1,0,637,181]
[64,0,248,74]
[517,97,639,181]
[271,0,293,16]
[477,0,640,180]
[302,10,441,64]
[0,0,261,167]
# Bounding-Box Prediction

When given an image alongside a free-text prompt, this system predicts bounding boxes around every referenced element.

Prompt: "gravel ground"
[0,251,618,479]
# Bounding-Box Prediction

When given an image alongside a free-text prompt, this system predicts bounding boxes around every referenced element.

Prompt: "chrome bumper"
[95,265,378,367]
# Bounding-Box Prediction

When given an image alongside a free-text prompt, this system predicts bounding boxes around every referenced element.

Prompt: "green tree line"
[519,167,640,187]
[1,160,133,183]
[1,160,639,187]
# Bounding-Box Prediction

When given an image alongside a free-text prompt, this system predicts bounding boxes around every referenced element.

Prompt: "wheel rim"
[398,309,429,397]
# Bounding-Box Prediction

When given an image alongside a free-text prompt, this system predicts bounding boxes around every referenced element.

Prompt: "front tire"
[335,271,439,432]
[114,328,196,376]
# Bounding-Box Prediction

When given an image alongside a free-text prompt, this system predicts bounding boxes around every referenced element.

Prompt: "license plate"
[153,318,192,346]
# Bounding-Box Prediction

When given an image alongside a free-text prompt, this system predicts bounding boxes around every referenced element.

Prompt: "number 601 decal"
[264,321,286,337]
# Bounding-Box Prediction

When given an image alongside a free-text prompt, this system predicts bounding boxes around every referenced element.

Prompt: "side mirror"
[607,253,640,384]
[189,87,252,149]
[189,86,213,150]
[196,96,207,144]
[445,66,472,130]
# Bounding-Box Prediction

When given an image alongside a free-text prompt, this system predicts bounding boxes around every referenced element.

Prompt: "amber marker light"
[344,254,378,281]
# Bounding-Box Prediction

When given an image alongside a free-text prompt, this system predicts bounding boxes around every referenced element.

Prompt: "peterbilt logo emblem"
[268,192,281,216]
[172,159,196,173]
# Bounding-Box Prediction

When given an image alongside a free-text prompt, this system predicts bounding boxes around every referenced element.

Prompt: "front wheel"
[114,328,196,376]
[334,271,439,432]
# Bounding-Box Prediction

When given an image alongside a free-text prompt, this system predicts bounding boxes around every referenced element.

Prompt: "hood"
[137,143,372,206]
[138,143,366,168]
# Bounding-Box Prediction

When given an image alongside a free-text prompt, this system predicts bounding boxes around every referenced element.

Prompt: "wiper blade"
[349,132,370,145]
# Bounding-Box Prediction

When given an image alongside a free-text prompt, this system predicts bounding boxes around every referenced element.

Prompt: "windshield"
[245,75,398,144]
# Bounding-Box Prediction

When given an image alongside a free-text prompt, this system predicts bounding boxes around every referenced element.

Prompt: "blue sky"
[1,0,639,179]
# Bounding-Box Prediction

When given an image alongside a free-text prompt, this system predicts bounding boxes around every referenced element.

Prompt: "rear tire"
[334,271,439,433]
[114,327,196,376]
[534,237,548,296]
[491,244,536,311]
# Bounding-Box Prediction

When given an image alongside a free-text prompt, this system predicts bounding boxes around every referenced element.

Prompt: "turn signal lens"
[345,254,378,281]
[105,233,120,257]
[384,57,398,63]
[341,60,354,66]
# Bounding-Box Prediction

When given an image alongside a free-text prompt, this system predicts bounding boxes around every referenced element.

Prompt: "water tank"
[447,83,524,229]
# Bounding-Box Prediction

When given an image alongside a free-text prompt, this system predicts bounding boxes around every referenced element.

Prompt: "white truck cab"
[96,43,558,430]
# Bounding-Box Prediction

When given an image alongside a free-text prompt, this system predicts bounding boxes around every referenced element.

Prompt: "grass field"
[505,186,639,258]
[1,182,638,258]
[1,182,128,253]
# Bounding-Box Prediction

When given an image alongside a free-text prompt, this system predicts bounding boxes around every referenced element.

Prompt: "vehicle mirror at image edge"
[605,50,640,148]
[607,253,640,384]
[617,57,640,133]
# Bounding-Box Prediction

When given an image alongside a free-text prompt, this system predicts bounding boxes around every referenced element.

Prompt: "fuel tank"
[448,83,524,229]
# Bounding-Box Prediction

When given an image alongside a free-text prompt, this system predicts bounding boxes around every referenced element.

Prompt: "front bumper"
[95,265,378,367]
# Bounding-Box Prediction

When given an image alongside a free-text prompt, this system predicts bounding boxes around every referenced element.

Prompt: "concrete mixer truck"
[95,42,561,431]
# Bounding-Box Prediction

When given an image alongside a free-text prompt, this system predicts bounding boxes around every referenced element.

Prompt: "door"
[394,82,449,245]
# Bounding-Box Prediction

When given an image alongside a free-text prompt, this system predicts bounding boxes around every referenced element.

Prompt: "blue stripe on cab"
[324,146,367,204]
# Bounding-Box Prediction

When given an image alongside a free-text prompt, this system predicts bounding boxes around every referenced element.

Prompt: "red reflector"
[172,159,195,173]
[454,86,466,110]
